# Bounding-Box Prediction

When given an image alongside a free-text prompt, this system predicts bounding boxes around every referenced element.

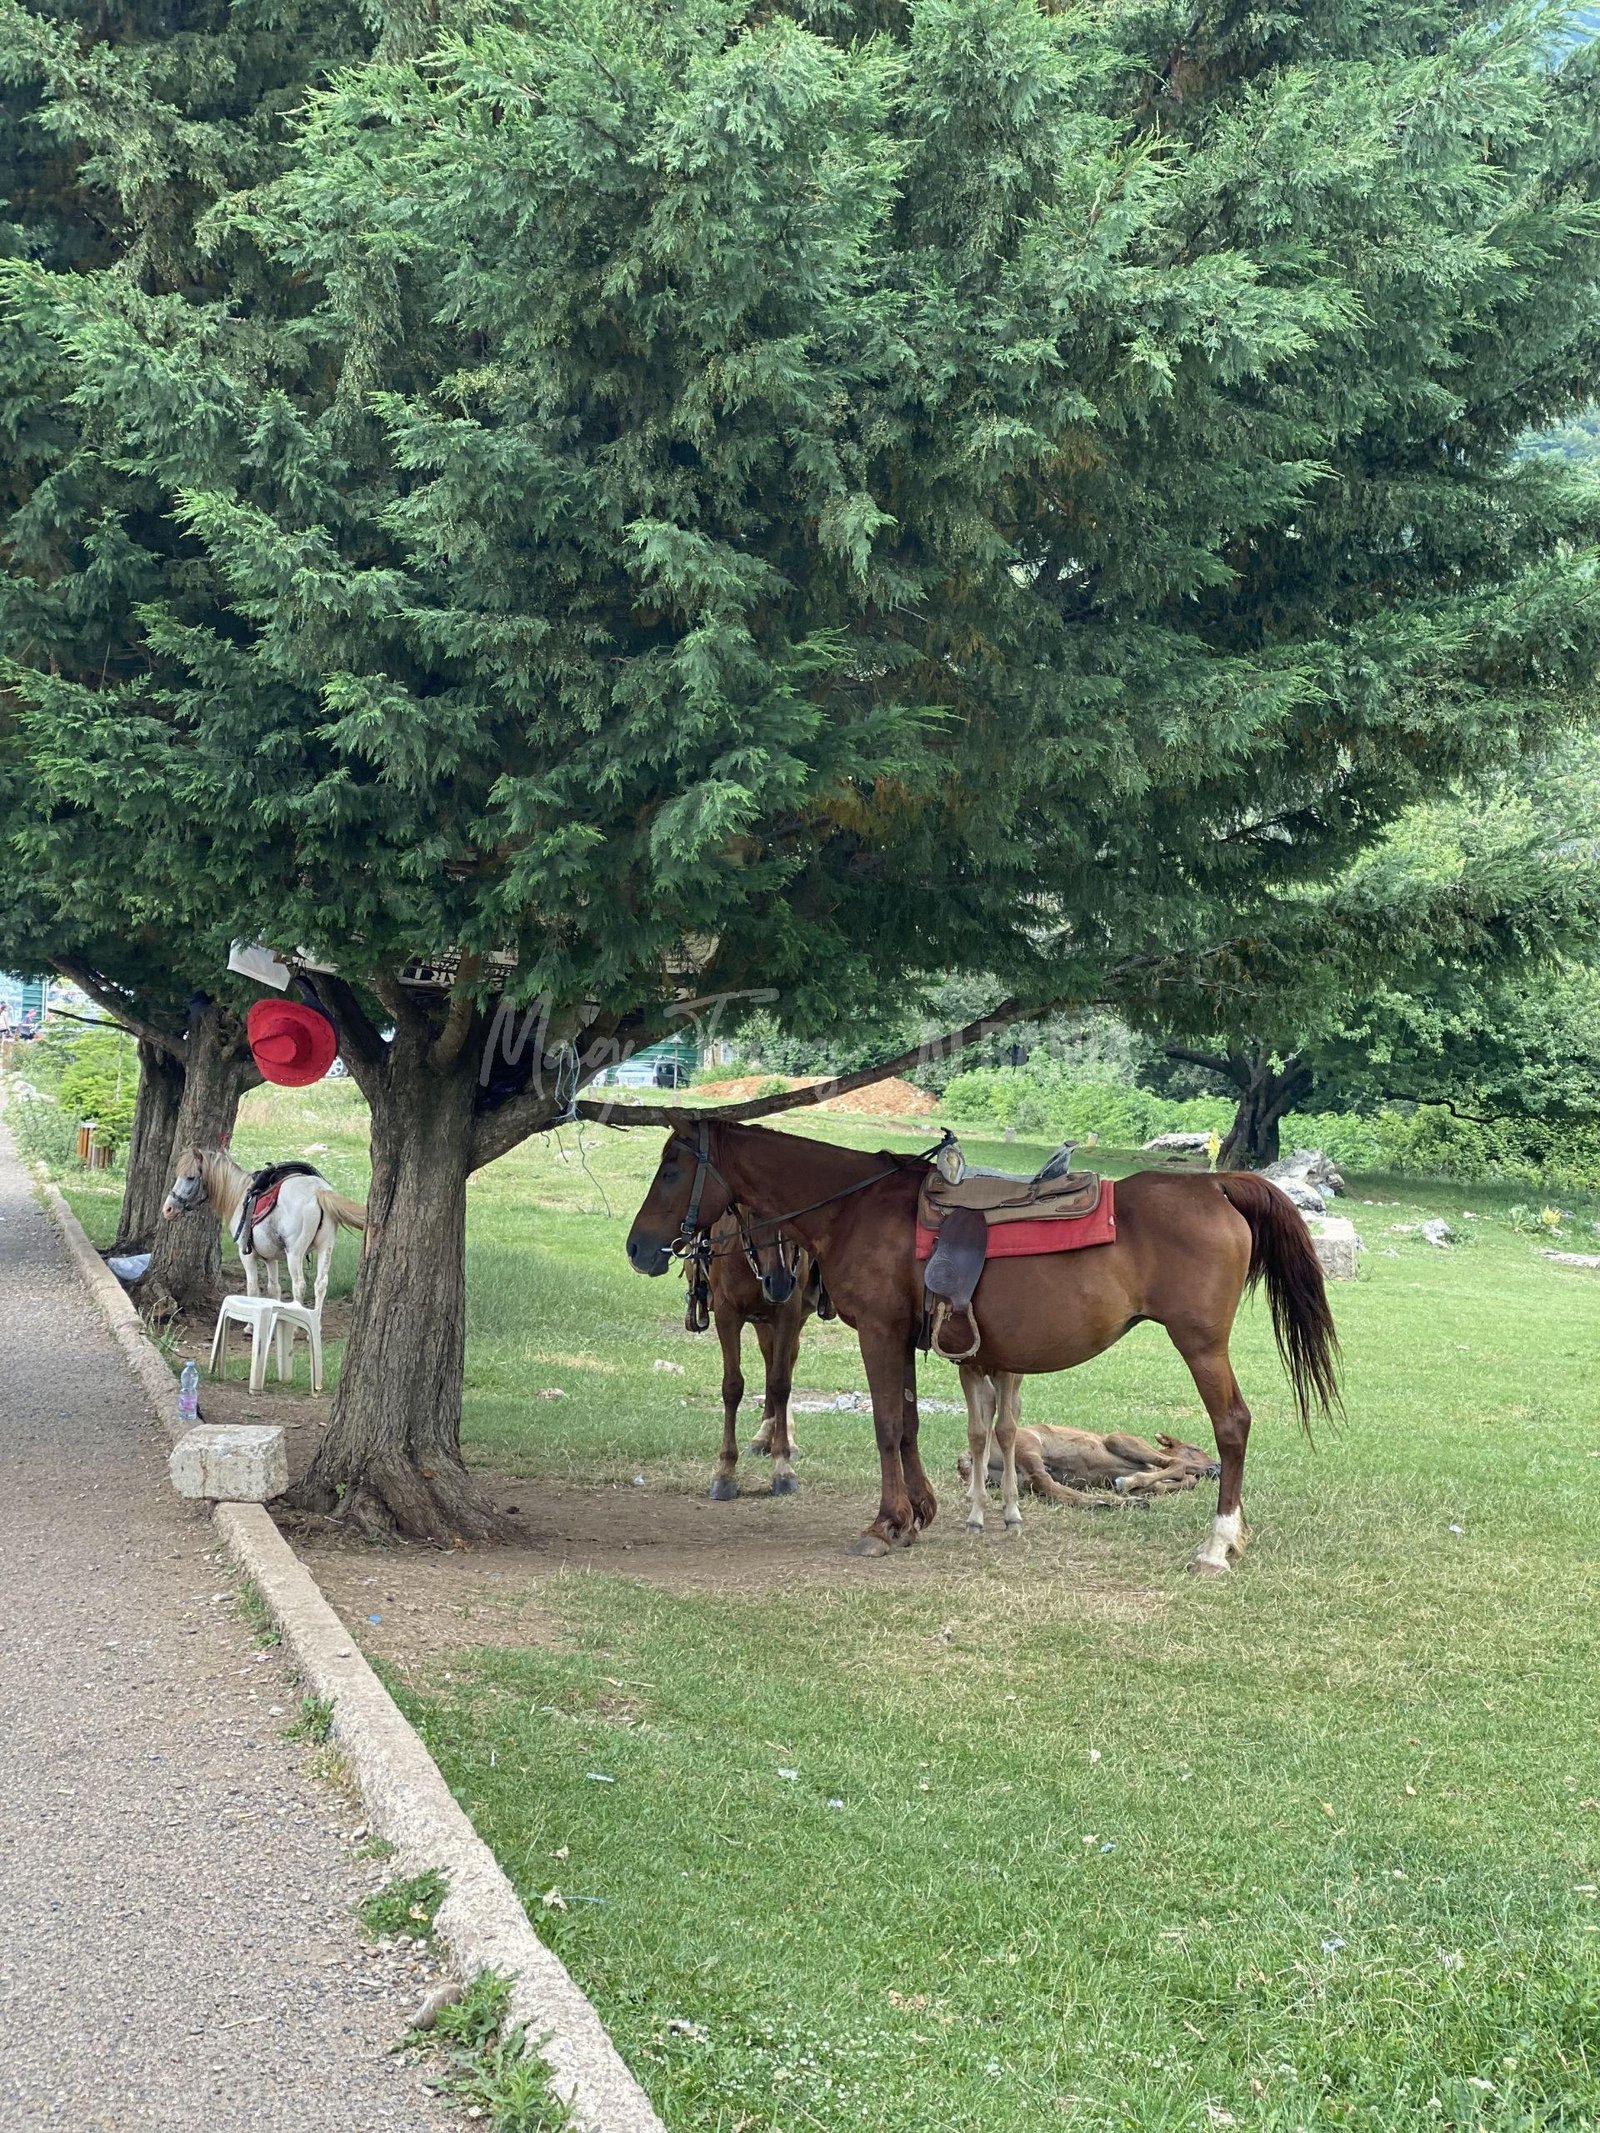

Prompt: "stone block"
[1307,1216,1360,1282]
[169,1423,288,1503]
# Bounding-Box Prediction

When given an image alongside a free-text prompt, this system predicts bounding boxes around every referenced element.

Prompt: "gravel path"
[0,1120,444,2130]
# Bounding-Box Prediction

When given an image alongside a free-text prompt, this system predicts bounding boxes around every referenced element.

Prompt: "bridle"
[669,1118,871,1326]
[667,1122,797,1279]
[168,1165,207,1212]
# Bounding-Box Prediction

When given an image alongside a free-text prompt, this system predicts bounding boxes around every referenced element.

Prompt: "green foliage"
[285,1692,333,1743]
[14,1020,79,1092]
[9,0,1600,1037]
[55,1026,137,1142]
[359,1868,445,1943]
[4,1085,77,1169]
[943,1064,1234,1147]
[1102,744,1600,1160]
[941,1059,1600,1192]
[412,1973,574,2132]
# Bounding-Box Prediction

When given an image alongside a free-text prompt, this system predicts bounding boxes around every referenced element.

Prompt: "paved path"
[0,1121,440,2130]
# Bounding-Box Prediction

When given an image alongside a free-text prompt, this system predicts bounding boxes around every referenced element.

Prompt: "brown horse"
[697,1210,817,1500]
[626,1118,1339,1572]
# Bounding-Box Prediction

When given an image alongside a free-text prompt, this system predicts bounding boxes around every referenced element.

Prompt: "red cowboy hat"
[246,998,338,1087]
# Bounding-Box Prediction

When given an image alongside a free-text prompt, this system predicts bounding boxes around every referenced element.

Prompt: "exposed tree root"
[278,1456,520,1547]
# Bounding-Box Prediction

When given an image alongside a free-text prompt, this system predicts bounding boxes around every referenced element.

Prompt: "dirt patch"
[818,1076,938,1119]
[302,1539,566,1672]
[690,1074,821,1102]
[290,1466,1170,1682]
[690,1073,938,1120]
[158,1286,1170,1671]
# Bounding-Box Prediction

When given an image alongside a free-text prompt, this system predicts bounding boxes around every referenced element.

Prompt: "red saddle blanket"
[252,1179,287,1223]
[915,1179,1116,1261]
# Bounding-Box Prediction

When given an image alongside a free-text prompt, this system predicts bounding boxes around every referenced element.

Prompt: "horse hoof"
[846,1533,892,1558]
[771,1473,799,1497]
[747,1440,772,1457]
[1187,1553,1230,1577]
[708,1475,738,1502]
[964,1519,984,1537]
[1003,1516,1024,1534]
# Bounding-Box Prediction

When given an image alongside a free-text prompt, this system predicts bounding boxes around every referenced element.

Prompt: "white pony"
[161,1147,367,1314]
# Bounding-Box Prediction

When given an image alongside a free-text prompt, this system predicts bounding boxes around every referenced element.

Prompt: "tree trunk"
[1217,1054,1313,1170]
[285,1027,520,1543]
[112,1040,185,1253]
[137,1001,256,1317]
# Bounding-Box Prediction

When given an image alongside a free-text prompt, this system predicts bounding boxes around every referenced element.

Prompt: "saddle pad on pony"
[234,1160,320,1244]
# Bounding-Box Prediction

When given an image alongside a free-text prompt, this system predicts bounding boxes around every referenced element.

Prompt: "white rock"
[1143,1131,1212,1152]
[168,1424,288,1503]
[1265,1148,1345,1197]
[1306,1216,1361,1281]
[1420,1219,1455,1248]
[1273,1174,1327,1214]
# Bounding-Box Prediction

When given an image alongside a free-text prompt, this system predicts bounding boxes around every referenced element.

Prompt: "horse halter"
[168,1168,207,1212]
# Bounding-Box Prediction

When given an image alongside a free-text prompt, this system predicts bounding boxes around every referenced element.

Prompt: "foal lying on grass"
[955,1367,1219,1531]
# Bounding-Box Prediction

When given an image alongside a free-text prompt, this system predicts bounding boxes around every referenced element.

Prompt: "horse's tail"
[315,1186,369,1236]
[1217,1173,1342,1433]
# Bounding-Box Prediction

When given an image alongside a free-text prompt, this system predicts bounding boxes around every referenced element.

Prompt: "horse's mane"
[708,1116,933,1173]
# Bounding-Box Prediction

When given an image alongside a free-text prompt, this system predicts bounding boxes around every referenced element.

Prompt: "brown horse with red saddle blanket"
[626,1118,1340,1573]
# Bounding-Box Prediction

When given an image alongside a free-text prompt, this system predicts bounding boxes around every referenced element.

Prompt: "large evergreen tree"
[0,743,268,1286]
[7,0,1600,1535]
[1118,763,1600,1165]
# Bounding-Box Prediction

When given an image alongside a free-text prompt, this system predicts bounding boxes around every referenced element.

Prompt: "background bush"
[940,1065,1600,1191]
[7,1092,90,1173]
[55,1029,138,1145]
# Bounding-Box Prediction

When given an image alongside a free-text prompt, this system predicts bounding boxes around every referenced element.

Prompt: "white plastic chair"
[208,1295,324,1395]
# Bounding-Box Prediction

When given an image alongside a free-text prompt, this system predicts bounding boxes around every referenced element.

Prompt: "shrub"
[942,1065,1233,1147]
[55,1029,138,1146]
[938,1067,1600,1192]
[6,1092,80,1171]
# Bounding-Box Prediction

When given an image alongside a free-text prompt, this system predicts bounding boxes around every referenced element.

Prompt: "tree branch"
[1374,1090,1500,1125]
[428,957,482,1074]
[312,974,389,1105]
[50,956,181,1059]
[573,998,1033,1129]
[1163,1046,1242,1084]
[470,1085,560,1171]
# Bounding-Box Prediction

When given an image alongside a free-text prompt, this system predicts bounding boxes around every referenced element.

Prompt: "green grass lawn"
[32,1078,1600,2130]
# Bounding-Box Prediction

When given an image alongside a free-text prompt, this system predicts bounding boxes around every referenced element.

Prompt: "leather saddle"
[920,1158,1103,1363]
[234,1160,319,1252]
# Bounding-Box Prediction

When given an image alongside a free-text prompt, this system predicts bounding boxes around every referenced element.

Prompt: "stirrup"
[930,1300,981,1364]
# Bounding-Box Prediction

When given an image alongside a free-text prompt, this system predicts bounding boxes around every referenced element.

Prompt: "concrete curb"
[34,1165,668,2133]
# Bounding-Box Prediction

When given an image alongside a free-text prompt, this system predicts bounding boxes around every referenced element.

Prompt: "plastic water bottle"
[178,1360,200,1425]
